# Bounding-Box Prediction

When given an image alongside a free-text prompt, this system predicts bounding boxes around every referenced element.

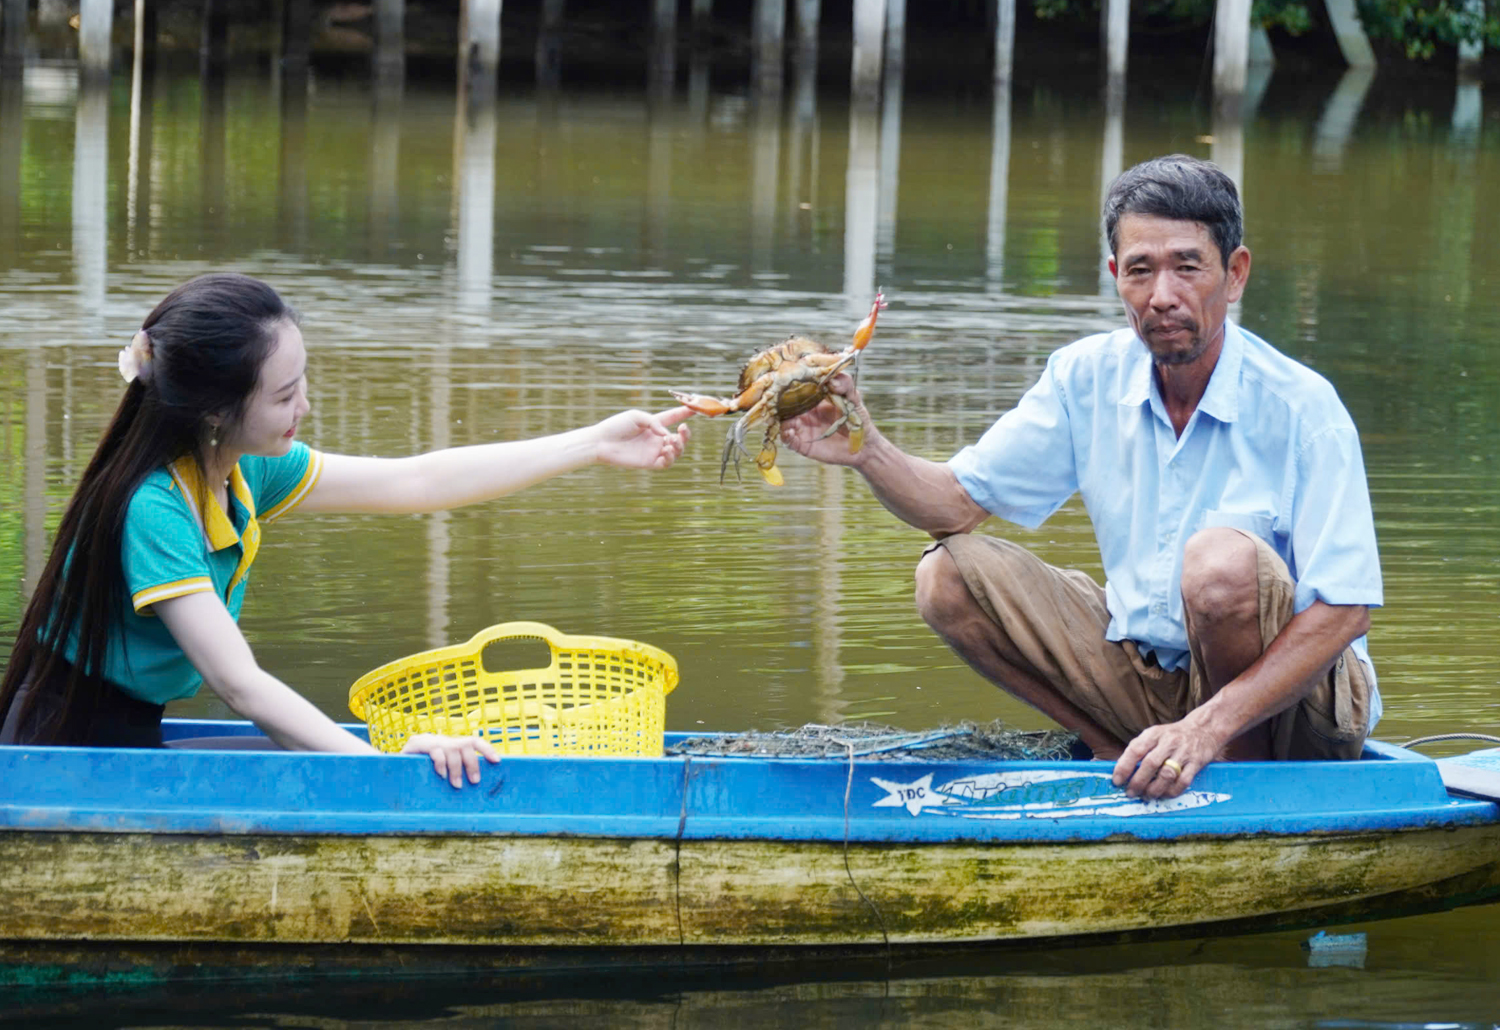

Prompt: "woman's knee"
[1180,528,1259,620]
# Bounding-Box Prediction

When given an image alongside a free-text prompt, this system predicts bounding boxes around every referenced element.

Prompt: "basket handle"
[462,621,679,695]
[460,621,568,668]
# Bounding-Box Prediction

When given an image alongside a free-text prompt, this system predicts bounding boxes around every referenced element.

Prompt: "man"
[783,154,1381,799]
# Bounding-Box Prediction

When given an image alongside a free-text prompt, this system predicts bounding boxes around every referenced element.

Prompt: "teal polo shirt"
[79,443,325,704]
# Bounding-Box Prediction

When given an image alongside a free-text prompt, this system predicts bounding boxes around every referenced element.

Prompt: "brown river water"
[0,48,1497,1028]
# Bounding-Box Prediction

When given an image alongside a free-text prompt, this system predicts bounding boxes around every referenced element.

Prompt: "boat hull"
[3,823,1498,947]
[2,722,1498,961]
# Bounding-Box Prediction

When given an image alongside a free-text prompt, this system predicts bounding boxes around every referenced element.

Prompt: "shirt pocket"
[1201,509,1276,548]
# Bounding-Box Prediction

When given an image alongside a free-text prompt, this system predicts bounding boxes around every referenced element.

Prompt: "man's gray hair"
[1102,155,1243,269]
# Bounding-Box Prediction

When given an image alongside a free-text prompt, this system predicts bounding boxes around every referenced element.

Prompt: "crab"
[671,292,886,486]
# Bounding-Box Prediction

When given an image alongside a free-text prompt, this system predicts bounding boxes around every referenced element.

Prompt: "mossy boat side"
[0,720,1496,959]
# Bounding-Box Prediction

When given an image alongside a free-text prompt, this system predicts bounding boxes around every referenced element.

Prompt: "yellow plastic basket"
[348,621,679,757]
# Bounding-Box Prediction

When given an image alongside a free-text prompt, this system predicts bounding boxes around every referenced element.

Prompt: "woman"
[0,273,691,787]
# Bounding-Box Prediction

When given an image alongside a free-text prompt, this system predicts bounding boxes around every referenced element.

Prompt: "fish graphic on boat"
[871,769,1231,819]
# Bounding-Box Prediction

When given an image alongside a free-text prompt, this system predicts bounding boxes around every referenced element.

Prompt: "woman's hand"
[593,407,692,470]
[401,733,503,788]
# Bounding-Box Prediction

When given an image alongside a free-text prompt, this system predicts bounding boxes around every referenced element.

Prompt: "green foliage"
[1253,0,1314,34]
[1357,0,1500,59]
[1028,0,1498,58]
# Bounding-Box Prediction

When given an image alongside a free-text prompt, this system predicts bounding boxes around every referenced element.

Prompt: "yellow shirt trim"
[132,576,214,614]
[260,448,324,524]
[167,457,260,600]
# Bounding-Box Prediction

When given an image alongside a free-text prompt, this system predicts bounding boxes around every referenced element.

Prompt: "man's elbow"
[1345,605,1371,641]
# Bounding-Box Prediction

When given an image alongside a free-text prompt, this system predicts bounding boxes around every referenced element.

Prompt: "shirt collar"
[1118,320,1244,424]
[168,456,256,550]
[167,456,262,598]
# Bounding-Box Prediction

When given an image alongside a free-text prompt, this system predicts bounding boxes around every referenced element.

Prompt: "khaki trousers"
[931,532,1369,760]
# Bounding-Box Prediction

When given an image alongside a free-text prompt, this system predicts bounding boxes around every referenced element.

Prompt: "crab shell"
[739,335,847,419]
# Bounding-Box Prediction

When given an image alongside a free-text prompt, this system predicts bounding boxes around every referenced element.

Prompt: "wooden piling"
[536,0,565,88]
[794,0,820,62]
[1456,0,1483,78]
[281,0,310,73]
[132,0,157,75]
[1101,0,1128,88]
[1323,0,1376,67]
[201,0,230,80]
[850,0,885,105]
[1212,0,1251,98]
[374,0,405,80]
[650,0,677,94]
[1249,24,1274,66]
[994,0,1016,85]
[78,0,113,82]
[460,0,503,95]
[884,0,904,73]
[2,0,27,69]
[753,0,785,93]
[691,0,712,44]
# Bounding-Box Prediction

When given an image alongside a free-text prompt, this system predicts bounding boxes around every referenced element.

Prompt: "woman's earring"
[210,426,219,447]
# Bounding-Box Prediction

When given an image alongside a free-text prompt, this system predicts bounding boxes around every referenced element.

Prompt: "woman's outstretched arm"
[154,592,500,787]
[299,407,692,515]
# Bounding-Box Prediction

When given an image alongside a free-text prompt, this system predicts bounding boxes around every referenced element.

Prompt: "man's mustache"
[1143,318,1198,334]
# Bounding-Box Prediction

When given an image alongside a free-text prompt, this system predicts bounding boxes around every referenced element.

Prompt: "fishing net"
[666,720,1082,762]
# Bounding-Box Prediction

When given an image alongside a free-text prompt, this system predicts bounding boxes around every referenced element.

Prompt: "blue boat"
[0,719,1497,983]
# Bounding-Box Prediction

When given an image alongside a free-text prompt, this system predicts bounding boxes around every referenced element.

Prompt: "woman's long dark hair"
[0,273,294,744]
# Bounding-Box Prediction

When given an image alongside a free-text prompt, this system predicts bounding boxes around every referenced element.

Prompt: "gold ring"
[1161,758,1183,777]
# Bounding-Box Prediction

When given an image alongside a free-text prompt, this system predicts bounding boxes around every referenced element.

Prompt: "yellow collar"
[167,456,261,597]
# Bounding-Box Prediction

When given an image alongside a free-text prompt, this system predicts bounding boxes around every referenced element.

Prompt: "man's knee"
[914,545,971,631]
[1180,527,1259,622]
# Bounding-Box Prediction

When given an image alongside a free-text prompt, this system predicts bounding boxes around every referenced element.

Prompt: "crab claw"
[671,391,736,417]
[850,290,887,352]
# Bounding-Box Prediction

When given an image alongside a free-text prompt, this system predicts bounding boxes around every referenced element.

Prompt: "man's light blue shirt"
[948,323,1383,731]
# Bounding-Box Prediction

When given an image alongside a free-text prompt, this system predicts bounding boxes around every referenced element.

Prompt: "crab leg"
[753,420,786,486]
[672,372,774,419]
[816,392,865,453]
[850,291,887,352]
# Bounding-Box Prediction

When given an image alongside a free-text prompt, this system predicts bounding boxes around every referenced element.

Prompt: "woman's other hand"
[593,407,692,470]
[401,733,503,788]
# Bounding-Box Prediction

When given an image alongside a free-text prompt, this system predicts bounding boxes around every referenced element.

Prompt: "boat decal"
[871,770,1231,819]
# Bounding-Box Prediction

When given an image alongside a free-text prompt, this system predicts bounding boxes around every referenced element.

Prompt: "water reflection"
[844,99,879,310]
[876,34,903,284]
[1097,82,1124,293]
[2,61,1499,1015]
[72,80,108,321]
[786,54,818,240]
[751,86,780,270]
[649,0,677,99]
[986,80,1010,291]
[125,21,155,255]
[1312,66,1375,173]
[0,69,20,243]
[279,66,310,250]
[200,68,228,247]
[453,90,496,312]
[370,68,403,260]
[1451,79,1482,145]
